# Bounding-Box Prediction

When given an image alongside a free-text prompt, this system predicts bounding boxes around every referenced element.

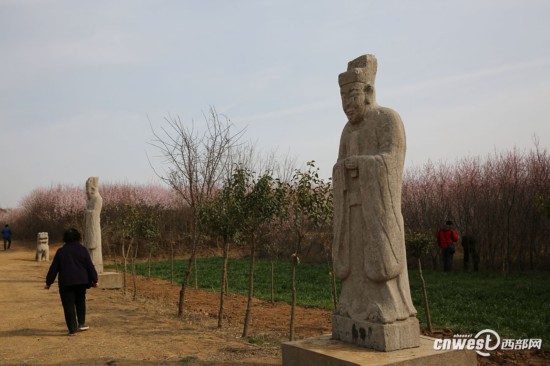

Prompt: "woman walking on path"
[44,228,98,336]
[2,224,12,250]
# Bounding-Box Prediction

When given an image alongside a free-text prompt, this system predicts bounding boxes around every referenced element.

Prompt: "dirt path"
[0,243,297,365]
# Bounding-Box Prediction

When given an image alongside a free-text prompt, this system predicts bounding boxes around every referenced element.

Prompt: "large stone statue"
[84,176,103,273]
[36,232,49,261]
[332,55,419,351]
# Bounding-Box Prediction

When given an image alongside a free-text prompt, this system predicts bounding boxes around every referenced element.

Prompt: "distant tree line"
[2,183,185,257]
[2,136,548,276]
[402,141,550,271]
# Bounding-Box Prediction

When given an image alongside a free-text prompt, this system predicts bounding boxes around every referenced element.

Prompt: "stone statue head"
[86,176,99,199]
[338,54,377,124]
[37,232,48,244]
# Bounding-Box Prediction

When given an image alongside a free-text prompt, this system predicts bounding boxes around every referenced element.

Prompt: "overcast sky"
[1,0,549,208]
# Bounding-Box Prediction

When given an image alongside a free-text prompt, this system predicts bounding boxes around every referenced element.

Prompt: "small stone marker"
[36,232,49,261]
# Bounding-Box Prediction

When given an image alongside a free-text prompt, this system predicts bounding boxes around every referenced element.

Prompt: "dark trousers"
[59,285,87,333]
[3,238,11,250]
[463,245,479,271]
[442,247,454,272]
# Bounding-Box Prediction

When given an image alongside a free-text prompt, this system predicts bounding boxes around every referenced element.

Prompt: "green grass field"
[126,257,549,348]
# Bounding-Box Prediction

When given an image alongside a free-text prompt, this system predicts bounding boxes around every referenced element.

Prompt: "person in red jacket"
[436,220,458,272]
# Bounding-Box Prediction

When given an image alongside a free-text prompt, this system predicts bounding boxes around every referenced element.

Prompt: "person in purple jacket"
[45,228,98,336]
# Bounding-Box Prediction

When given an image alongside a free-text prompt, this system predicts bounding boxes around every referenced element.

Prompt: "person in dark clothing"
[462,234,479,272]
[2,224,12,250]
[45,228,98,336]
[436,220,458,272]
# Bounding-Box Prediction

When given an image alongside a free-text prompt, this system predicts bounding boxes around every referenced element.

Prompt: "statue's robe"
[333,106,416,324]
[85,194,103,273]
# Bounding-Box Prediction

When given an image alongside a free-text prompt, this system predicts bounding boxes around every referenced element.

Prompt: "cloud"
[403,73,550,167]
[2,29,143,79]
[236,99,333,125]
[387,58,550,97]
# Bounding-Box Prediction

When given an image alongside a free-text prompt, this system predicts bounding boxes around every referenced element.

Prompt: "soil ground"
[1,241,547,365]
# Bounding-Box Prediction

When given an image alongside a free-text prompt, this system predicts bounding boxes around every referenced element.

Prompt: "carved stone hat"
[338,54,377,87]
[86,176,99,188]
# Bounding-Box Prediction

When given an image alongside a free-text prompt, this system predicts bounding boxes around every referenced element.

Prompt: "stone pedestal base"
[332,315,420,351]
[98,272,122,289]
[282,335,477,366]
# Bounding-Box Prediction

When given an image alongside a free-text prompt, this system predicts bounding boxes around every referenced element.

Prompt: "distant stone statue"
[332,54,419,351]
[36,232,49,261]
[84,176,103,273]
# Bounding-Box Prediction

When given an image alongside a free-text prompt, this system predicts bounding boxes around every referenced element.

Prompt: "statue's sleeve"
[332,127,350,279]
[359,109,406,283]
